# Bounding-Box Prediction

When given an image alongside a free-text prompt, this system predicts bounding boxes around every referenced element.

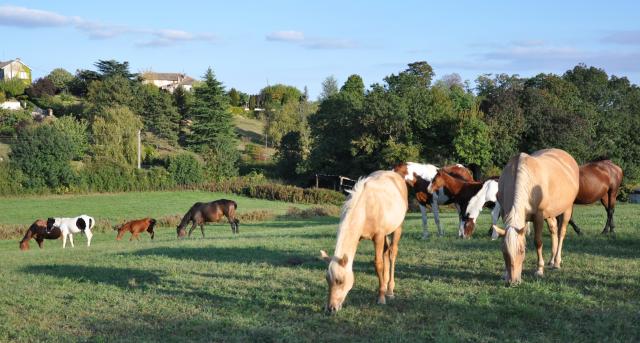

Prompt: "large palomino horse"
[492,149,579,284]
[53,215,95,248]
[177,199,239,238]
[320,170,408,313]
[427,171,501,239]
[393,162,473,238]
[19,218,62,251]
[568,158,623,235]
[115,218,157,241]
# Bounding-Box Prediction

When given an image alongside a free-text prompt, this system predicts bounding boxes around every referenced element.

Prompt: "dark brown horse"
[177,199,240,238]
[115,218,157,241]
[569,159,623,235]
[19,218,61,251]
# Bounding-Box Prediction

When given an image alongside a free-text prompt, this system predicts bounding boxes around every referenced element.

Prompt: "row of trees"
[270,62,640,184]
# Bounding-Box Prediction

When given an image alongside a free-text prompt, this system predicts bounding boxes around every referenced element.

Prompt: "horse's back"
[529,149,579,215]
[361,171,408,232]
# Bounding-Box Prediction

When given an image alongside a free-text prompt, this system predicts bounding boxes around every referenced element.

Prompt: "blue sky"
[1,1,639,98]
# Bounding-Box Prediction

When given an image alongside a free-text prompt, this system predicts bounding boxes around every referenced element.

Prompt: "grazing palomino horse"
[115,218,157,241]
[568,159,623,235]
[53,215,95,248]
[177,199,239,238]
[427,171,501,239]
[19,218,61,251]
[393,162,473,238]
[492,149,579,284]
[320,170,407,313]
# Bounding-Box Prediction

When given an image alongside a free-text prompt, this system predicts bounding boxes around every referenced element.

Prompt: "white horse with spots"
[53,215,95,248]
[461,179,502,238]
[398,162,473,238]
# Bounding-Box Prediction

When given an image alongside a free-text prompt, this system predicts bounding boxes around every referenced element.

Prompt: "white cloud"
[0,5,217,47]
[266,30,305,42]
[266,30,358,50]
[0,5,69,27]
[601,30,640,45]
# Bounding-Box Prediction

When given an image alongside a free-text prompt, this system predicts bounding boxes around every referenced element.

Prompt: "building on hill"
[0,58,31,84]
[141,72,195,93]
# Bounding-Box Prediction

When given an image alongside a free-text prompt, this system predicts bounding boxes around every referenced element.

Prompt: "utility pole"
[137,129,141,169]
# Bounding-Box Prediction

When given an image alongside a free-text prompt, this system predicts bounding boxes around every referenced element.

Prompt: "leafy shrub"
[167,153,204,185]
[26,78,56,98]
[0,79,27,97]
[77,159,175,193]
[0,162,24,195]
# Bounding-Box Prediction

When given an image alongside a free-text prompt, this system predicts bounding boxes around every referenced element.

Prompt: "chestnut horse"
[493,149,579,284]
[177,199,239,238]
[19,218,61,251]
[569,159,623,235]
[115,218,157,241]
[320,170,407,313]
[427,171,501,239]
[394,162,473,238]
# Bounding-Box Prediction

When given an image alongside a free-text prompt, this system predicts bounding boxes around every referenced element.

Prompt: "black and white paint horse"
[53,215,95,248]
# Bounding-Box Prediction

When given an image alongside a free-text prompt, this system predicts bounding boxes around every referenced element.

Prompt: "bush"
[0,162,24,195]
[0,109,32,136]
[167,153,204,185]
[0,79,27,98]
[77,159,175,193]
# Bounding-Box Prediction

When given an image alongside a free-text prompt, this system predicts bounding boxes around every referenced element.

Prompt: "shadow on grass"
[131,246,326,269]
[21,264,162,289]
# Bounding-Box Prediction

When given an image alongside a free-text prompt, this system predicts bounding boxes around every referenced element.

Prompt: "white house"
[0,58,31,83]
[141,72,195,93]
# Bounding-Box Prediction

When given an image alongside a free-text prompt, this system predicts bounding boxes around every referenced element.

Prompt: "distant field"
[0,193,638,342]
[0,190,305,225]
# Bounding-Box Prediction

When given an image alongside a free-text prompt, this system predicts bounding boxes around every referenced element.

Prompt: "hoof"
[535,269,544,278]
[385,293,395,299]
[377,296,386,305]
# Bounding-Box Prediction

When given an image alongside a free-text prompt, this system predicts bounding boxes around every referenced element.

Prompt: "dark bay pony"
[19,218,61,251]
[569,158,623,235]
[177,199,240,238]
[115,218,157,241]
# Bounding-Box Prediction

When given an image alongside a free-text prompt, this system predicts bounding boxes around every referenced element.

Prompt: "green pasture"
[0,191,638,342]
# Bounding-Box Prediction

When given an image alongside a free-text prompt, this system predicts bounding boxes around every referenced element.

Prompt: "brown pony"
[320,170,408,313]
[493,149,579,284]
[19,218,61,251]
[177,199,239,238]
[115,218,157,241]
[569,159,623,235]
[427,170,487,238]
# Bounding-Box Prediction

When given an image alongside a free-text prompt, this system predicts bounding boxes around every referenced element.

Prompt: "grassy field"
[0,191,639,342]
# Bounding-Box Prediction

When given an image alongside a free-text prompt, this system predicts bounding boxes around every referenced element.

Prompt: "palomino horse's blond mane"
[503,153,534,229]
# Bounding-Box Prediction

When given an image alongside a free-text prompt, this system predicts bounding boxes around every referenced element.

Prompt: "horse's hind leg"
[68,233,75,248]
[554,209,572,269]
[431,196,444,237]
[387,226,403,298]
[373,234,388,305]
[200,224,205,238]
[546,216,559,268]
[607,189,618,234]
[36,238,44,249]
[600,195,611,234]
[234,219,240,234]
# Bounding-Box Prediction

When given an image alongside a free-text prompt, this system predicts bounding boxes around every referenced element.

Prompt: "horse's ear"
[338,254,348,267]
[491,225,506,240]
[320,250,331,263]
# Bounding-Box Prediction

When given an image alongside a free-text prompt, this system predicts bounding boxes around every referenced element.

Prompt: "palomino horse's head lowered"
[320,250,354,314]
[493,225,526,285]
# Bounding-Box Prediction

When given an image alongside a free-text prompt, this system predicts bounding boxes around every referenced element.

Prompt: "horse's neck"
[333,212,364,266]
[466,181,492,218]
[441,173,463,194]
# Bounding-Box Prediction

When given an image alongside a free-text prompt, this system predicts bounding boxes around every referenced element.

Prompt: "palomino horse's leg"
[554,209,572,269]
[431,196,444,237]
[373,234,388,305]
[387,226,403,298]
[533,215,545,278]
[419,204,429,239]
[546,216,559,267]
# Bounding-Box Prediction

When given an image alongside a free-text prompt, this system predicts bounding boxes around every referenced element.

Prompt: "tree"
[68,69,101,96]
[228,88,241,106]
[51,116,89,160]
[319,75,338,101]
[187,68,238,178]
[91,106,143,166]
[453,115,492,168]
[10,124,77,188]
[94,59,137,80]
[385,61,435,94]
[26,78,56,98]
[46,68,74,93]
[85,76,138,119]
[139,84,180,144]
